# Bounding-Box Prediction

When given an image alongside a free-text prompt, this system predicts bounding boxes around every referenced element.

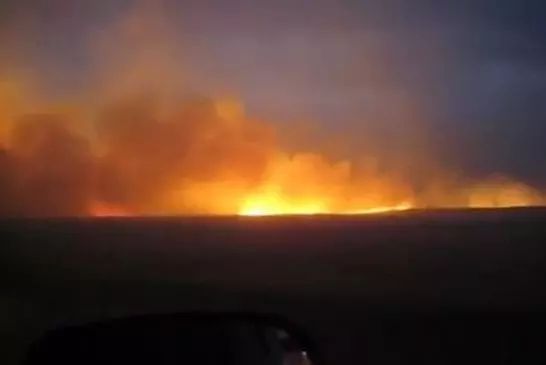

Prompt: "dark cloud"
[414,1,546,185]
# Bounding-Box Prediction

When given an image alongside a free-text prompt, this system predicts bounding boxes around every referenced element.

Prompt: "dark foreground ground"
[2,208,546,363]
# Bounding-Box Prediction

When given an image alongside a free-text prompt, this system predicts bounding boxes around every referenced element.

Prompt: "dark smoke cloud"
[0,114,91,216]
[0,94,279,216]
[0,0,545,216]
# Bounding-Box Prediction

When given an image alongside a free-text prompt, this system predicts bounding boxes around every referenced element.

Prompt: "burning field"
[0,91,542,218]
[0,5,544,218]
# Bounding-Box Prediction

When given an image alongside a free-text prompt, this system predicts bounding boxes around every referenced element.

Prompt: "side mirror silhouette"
[25,313,314,365]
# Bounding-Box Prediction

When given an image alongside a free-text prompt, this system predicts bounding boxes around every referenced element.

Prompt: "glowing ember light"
[90,202,132,217]
[238,203,411,216]
[239,202,328,216]
[342,202,413,215]
[238,189,328,216]
[238,186,413,216]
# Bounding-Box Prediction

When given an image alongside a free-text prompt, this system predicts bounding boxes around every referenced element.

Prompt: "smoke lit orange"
[90,202,133,217]
[1,90,543,218]
[0,5,544,218]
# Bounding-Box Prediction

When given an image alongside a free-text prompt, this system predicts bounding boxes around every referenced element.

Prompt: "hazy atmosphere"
[0,0,545,216]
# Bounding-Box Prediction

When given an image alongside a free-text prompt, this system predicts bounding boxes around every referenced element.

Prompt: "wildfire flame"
[0,5,544,218]
[342,202,414,215]
[1,92,543,218]
[239,198,329,216]
[90,202,133,217]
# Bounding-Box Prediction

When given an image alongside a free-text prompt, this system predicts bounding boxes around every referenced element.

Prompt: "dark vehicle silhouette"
[2,209,546,364]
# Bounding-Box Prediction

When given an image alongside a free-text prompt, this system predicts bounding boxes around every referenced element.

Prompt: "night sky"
[1,0,545,186]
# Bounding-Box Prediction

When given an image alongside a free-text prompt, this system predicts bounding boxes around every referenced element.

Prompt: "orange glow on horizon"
[90,202,133,217]
[1,4,545,219]
[237,202,413,216]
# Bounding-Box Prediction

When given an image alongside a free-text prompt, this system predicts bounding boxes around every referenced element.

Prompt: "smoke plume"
[0,3,543,217]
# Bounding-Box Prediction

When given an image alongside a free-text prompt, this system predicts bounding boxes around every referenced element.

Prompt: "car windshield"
[0,0,544,217]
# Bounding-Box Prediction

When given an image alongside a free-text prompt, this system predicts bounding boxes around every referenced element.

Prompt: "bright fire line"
[238,201,413,216]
